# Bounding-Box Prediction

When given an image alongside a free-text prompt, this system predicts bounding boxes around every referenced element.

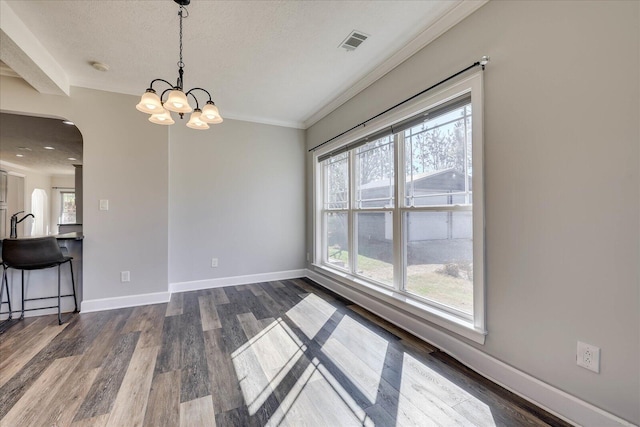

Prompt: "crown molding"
[303,0,489,129]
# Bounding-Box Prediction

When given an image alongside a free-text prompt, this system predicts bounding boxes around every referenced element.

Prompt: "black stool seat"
[2,237,71,268]
[2,237,78,325]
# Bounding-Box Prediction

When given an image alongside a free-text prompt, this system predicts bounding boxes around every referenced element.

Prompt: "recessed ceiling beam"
[0,0,69,96]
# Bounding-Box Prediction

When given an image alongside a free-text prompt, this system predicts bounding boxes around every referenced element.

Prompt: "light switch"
[99,199,109,211]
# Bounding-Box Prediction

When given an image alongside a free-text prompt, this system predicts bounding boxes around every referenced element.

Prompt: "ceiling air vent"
[340,31,369,51]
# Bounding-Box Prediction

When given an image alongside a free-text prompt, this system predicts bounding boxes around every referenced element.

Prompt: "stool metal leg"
[57,264,62,325]
[69,260,78,313]
[20,270,25,320]
[1,267,12,321]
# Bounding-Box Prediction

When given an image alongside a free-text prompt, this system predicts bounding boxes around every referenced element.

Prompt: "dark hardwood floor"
[0,278,571,426]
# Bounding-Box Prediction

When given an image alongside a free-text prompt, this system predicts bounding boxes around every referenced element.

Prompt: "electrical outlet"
[121,271,130,282]
[306,252,310,262]
[211,258,218,268]
[577,341,600,373]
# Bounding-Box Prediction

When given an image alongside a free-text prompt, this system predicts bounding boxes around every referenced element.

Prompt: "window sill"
[311,263,487,345]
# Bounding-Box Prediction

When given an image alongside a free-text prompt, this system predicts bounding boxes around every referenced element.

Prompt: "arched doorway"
[0,111,83,237]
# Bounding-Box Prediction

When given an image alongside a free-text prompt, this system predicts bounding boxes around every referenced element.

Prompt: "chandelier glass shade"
[135,90,163,114]
[136,0,222,130]
[201,102,221,122]
[149,109,175,125]
[164,89,192,113]
[186,109,209,129]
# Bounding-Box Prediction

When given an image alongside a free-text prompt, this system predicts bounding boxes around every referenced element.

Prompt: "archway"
[0,111,83,237]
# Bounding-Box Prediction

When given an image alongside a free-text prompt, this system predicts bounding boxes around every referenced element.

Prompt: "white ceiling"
[1,0,486,129]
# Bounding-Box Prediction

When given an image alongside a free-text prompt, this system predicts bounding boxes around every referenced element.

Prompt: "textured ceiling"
[0,113,82,176]
[2,0,482,128]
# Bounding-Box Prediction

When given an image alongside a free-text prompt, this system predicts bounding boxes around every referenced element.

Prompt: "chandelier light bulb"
[136,90,163,114]
[201,102,220,123]
[164,89,193,113]
[187,109,210,130]
[149,109,175,125]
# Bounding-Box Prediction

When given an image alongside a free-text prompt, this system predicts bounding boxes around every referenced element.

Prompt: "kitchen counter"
[0,232,83,242]
[53,232,83,241]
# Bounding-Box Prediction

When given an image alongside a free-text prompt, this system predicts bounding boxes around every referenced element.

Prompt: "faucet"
[10,211,35,238]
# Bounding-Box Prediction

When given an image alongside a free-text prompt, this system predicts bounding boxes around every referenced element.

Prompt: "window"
[314,74,485,342]
[402,102,473,314]
[31,188,47,236]
[59,191,76,224]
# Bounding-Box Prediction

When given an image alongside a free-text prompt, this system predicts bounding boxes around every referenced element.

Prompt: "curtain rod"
[309,56,490,153]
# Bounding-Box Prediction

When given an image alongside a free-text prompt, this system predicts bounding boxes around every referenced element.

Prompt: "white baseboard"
[81,291,171,313]
[80,269,307,313]
[306,269,636,427]
[169,269,307,293]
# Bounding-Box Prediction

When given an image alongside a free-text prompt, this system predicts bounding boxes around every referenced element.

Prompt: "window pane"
[60,192,76,224]
[404,211,473,314]
[326,212,348,269]
[404,104,471,207]
[355,136,394,208]
[356,212,393,286]
[324,153,349,209]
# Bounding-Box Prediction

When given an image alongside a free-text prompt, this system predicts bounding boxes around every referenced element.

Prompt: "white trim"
[303,0,489,128]
[305,268,636,427]
[313,73,486,343]
[309,265,485,344]
[470,73,486,331]
[196,112,304,130]
[169,269,307,294]
[314,72,483,159]
[81,291,170,313]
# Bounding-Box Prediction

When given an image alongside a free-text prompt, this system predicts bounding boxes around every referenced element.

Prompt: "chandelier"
[136,0,222,130]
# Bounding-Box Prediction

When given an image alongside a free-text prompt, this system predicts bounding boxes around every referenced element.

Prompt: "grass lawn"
[328,248,472,314]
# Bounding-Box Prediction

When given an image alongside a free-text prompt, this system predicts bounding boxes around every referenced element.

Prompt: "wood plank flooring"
[0,278,572,427]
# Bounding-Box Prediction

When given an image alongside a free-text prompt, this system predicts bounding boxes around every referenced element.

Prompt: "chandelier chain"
[137,0,221,129]
[178,6,184,68]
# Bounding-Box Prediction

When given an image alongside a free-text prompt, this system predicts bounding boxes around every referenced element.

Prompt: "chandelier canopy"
[136,0,222,129]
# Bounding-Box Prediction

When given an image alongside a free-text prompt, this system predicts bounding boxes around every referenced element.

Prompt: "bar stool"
[1,236,78,325]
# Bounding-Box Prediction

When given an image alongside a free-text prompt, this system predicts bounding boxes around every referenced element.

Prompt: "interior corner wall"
[305,1,639,424]
[0,76,170,300]
[168,118,306,285]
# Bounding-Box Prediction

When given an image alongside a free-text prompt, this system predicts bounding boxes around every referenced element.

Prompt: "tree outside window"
[60,191,76,224]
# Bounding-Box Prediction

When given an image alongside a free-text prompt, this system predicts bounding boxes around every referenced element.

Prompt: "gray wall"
[1,77,170,300]
[306,1,639,423]
[168,119,306,284]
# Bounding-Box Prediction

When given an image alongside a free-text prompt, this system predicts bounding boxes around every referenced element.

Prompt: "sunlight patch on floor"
[285,293,336,339]
[232,318,305,415]
[266,358,373,427]
[397,352,496,426]
[233,294,499,426]
[321,316,388,404]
